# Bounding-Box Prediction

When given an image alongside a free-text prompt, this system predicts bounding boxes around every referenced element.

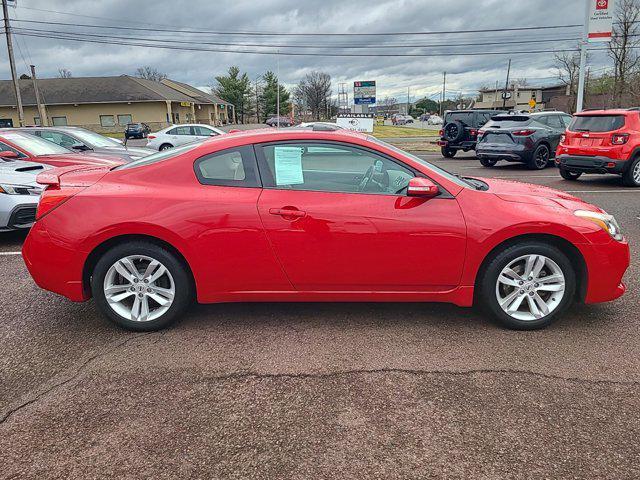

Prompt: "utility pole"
[440,72,446,116]
[576,0,589,112]
[30,65,48,126]
[276,50,280,128]
[2,0,24,126]
[407,86,410,116]
[502,59,512,109]
[255,77,260,123]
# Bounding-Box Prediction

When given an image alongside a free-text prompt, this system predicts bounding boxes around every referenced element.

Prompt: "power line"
[11,27,582,50]
[9,18,583,36]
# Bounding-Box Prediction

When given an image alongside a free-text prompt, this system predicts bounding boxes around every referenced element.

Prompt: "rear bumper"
[22,220,89,302]
[556,154,627,174]
[476,144,530,162]
[581,239,630,304]
[438,140,477,150]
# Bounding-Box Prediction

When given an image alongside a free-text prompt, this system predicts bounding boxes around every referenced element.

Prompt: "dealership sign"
[354,81,376,105]
[336,114,374,133]
[588,0,616,42]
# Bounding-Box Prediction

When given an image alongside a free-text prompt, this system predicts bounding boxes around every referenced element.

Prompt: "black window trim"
[193,144,262,188]
[253,139,452,198]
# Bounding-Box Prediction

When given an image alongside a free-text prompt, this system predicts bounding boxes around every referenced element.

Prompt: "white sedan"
[146,124,225,151]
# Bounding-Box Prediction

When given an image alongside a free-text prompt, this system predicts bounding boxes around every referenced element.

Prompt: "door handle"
[269,207,306,218]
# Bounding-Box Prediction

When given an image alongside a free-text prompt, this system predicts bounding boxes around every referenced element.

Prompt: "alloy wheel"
[495,254,565,321]
[535,148,549,168]
[103,255,175,322]
[633,160,640,184]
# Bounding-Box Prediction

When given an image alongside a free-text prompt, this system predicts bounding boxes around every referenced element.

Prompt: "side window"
[0,141,26,158]
[546,115,564,129]
[173,126,192,135]
[194,126,217,136]
[194,145,260,188]
[535,115,549,126]
[477,112,493,126]
[257,142,415,195]
[561,115,573,128]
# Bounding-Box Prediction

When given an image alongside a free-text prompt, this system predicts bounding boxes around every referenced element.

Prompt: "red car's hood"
[35,153,124,167]
[478,177,604,213]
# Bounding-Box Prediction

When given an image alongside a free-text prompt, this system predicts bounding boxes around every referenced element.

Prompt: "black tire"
[622,156,640,187]
[476,241,576,330]
[159,143,173,151]
[480,157,498,167]
[559,168,582,181]
[527,144,550,170]
[441,147,457,158]
[91,241,192,331]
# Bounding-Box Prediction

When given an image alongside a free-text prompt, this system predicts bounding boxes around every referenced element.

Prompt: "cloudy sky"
[0,0,612,103]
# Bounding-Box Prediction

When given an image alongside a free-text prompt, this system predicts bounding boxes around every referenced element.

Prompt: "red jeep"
[556,109,640,187]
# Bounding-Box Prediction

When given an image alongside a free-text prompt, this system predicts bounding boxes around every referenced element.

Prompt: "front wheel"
[480,157,498,167]
[527,144,550,170]
[622,156,640,187]
[441,147,456,158]
[91,242,192,331]
[477,242,576,330]
[560,168,582,181]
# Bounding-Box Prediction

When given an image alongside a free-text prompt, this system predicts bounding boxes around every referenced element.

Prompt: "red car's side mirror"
[407,177,439,198]
[0,150,18,159]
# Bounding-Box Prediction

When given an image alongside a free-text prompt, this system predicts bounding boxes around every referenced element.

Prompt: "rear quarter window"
[569,115,625,132]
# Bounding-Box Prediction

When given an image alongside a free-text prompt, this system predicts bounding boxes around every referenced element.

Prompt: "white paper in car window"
[274,146,304,185]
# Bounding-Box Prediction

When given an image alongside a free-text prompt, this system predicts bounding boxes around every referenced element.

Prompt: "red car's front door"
[255,141,467,291]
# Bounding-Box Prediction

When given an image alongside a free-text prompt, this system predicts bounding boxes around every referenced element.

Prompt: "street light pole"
[2,0,24,126]
[276,50,280,129]
[576,0,590,112]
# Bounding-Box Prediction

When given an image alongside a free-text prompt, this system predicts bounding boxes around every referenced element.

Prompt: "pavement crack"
[0,332,153,426]
[199,367,640,387]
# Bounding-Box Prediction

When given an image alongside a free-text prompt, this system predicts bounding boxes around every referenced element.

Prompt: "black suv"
[124,123,151,139]
[438,109,502,158]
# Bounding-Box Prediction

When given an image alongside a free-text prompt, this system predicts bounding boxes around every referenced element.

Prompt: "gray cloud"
[0,0,610,101]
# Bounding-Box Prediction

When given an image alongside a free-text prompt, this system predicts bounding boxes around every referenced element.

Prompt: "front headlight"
[574,210,623,241]
[0,184,42,196]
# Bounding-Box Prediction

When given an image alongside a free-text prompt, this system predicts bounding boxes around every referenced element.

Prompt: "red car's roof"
[574,109,637,116]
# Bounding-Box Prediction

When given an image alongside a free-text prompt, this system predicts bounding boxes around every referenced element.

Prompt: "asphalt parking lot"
[1,151,639,479]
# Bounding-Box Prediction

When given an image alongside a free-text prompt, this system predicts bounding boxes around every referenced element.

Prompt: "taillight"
[512,129,536,136]
[611,133,629,144]
[560,133,566,143]
[147,135,156,139]
[470,129,478,136]
[438,129,444,136]
[36,186,84,220]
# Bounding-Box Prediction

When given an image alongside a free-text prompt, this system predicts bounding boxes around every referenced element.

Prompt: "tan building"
[0,75,235,132]
[475,84,569,112]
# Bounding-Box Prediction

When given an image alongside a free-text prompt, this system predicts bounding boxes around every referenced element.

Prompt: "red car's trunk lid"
[37,164,112,188]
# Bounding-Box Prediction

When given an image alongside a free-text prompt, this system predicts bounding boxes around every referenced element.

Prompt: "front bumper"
[556,154,627,174]
[0,197,38,232]
[580,239,630,304]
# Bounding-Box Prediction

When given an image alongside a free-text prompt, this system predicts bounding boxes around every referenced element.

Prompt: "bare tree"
[378,96,397,116]
[554,51,583,112]
[294,71,332,121]
[608,0,640,105]
[135,66,168,82]
[57,68,72,78]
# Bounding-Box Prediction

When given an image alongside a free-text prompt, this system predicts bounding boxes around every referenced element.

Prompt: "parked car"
[419,113,431,122]
[296,122,342,130]
[23,129,628,332]
[476,111,573,170]
[556,109,640,187]
[125,123,151,139]
[16,127,154,162]
[395,115,414,125]
[438,109,502,157]
[427,115,444,125]
[146,124,225,151]
[265,116,293,127]
[0,130,125,168]
[0,159,49,232]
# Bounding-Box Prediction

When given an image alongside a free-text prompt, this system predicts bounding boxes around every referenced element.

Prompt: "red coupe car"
[22,129,630,331]
[0,130,124,167]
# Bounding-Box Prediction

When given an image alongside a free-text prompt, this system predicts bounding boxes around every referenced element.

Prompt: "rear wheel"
[527,144,550,170]
[622,156,640,187]
[560,168,582,181]
[480,158,498,167]
[477,242,576,330]
[91,242,192,331]
[159,143,173,151]
[441,147,456,158]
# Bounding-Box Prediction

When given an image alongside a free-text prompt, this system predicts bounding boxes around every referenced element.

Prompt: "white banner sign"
[336,116,374,133]
[588,0,616,42]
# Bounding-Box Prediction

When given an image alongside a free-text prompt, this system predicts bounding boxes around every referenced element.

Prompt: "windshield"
[115,142,199,170]
[366,136,470,189]
[569,115,625,132]
[70,129,122,148]
[1,131,71,155]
